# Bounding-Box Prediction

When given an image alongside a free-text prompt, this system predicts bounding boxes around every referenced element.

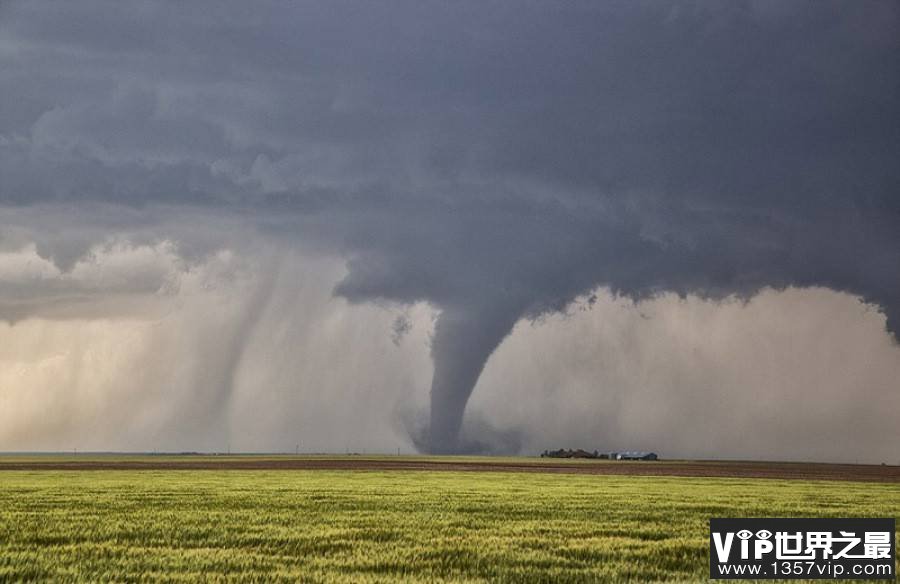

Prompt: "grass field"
[1,460,898,582]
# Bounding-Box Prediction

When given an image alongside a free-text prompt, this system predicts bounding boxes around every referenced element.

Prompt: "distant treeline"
[541,449,659,461]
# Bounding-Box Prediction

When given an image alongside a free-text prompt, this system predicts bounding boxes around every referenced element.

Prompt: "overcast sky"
[0,1,898,460]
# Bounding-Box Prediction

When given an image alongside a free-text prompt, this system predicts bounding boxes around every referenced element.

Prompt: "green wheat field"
[1,463,898,582]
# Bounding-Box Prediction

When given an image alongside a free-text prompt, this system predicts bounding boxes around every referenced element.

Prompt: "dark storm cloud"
[0,1,898,452]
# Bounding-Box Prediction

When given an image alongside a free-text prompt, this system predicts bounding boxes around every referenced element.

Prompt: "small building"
[613,451,658,461]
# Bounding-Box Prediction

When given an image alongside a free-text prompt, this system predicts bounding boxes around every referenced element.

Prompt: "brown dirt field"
[1,457,898,482]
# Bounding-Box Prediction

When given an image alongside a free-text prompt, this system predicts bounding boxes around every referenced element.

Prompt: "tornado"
[426,302,524,453]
